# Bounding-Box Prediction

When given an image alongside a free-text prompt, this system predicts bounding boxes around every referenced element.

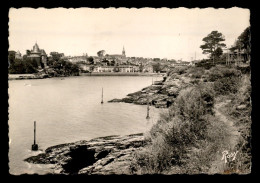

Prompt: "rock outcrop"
[108,73,193,108]
[25,133,148,175]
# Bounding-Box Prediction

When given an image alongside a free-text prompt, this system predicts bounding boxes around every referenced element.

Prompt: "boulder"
[24,133,146,175]
[166,86,179,97]
[108,99,123,103]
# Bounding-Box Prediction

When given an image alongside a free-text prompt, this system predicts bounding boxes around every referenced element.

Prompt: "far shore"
[8,72,165,80]
[80,72,165,77]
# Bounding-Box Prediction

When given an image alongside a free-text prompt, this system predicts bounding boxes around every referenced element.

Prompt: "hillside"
[25,64,251,174]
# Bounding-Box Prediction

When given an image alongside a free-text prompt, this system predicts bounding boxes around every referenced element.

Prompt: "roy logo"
[221,150,238,163]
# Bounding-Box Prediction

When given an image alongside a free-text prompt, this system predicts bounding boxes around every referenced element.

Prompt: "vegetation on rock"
[129,64,251,174]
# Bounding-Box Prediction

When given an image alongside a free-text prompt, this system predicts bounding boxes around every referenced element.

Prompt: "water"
[8,76,163,175]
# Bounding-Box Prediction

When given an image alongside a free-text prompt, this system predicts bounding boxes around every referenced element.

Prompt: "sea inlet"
[8,76,163,175]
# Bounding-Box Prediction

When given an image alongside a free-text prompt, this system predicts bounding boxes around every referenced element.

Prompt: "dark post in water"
[32,121,38,151]
[101,87,104,104]
[146,98,150,119]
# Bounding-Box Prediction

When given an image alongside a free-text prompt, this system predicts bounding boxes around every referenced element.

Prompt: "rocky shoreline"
[108,71,194,108]
[25,133,148,175]
[8,73,50,80]
[9,72,163,80]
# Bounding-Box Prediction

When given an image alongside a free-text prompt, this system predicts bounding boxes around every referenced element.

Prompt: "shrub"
[195,59,215,69]
[213,77,240,95]
[207,66,242,96]
[208,65,241,82]
[179,114,230,174]
[131,85,216,174]
[186,67,205,79]
[130,134,174,174]
[236,65,251,74]
[173,85,215,121]
[169,66,188,76]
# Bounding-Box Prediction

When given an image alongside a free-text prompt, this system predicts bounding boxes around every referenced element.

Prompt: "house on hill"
[225,47,250,65]
[27,42,47,68]
[15,50,22,60]
[104,46,126,65]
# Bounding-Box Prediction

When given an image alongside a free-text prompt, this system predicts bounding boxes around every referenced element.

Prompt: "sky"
[9,8,250,61]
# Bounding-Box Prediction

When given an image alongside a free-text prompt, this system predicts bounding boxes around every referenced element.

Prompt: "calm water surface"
[8,76,163,175]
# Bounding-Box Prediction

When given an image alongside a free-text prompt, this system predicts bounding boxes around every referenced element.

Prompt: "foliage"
[200,31,226,63]
[236,65,251,74]
[152,63,162,73]
[87,56,94,64]
[168,66,188,76]
[221,74,251,174]
[206,65,242,96]
[131,84,215,174]
[208,65,242,82]
[195,59,215,69]
[50,52,63,61]
[51,59,80,76]
[97,50,106,57]
[213,77,240,95]
[24,58,39,73]
[139,64,144,72]
[131,64,251,174]
[230,26,251,55]
[8,51,16,65]
[214,47,223,59]
[8,56,39,74]
[8,59,25,74]
[186,67,205,78]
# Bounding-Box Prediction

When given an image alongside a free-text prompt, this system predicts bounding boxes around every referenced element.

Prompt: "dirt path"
[208,100,240,174]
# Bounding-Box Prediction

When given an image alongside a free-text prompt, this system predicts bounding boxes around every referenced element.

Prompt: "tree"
[50,52,62,61]
[238,26,250,52]
[89,65,95,73]
[110,60,115,66]
[139,63,144,72]
[9,59,25,74]
[152,63,161,73]
[97,50,106,57]
[200,31,226,64]
[8,51,16,66]
[23,55,28,60]
[26,50,31,55]
[213,47,223,59]
[24,58,38,73]
[87,56,94,64]
[230,26,251,61]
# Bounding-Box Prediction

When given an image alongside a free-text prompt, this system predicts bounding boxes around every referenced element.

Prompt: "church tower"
[122,46,126,57]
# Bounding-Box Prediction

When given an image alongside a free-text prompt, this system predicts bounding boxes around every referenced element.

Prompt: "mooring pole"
[146,98,150,119]
[34,121,36,145]
[101,87,104,104]
[32,121,38,151]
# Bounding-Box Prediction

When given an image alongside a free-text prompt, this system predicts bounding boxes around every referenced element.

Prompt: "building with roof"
[27,42,47,68]
[104,46,127,64]
[15,50,22,60]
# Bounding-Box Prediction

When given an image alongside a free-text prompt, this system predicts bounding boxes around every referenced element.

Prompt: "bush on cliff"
[8,58,39,74]
[168,66,189,76]
[185,67,205,79]
[130,84,215,174]
[130,65,251,174]
[198,65,242,96]
[208,65,241,82]
[213,77,240,96]
[195,59,215,69]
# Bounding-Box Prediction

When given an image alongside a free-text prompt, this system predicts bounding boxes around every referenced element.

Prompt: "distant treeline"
[8,51,80,76]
